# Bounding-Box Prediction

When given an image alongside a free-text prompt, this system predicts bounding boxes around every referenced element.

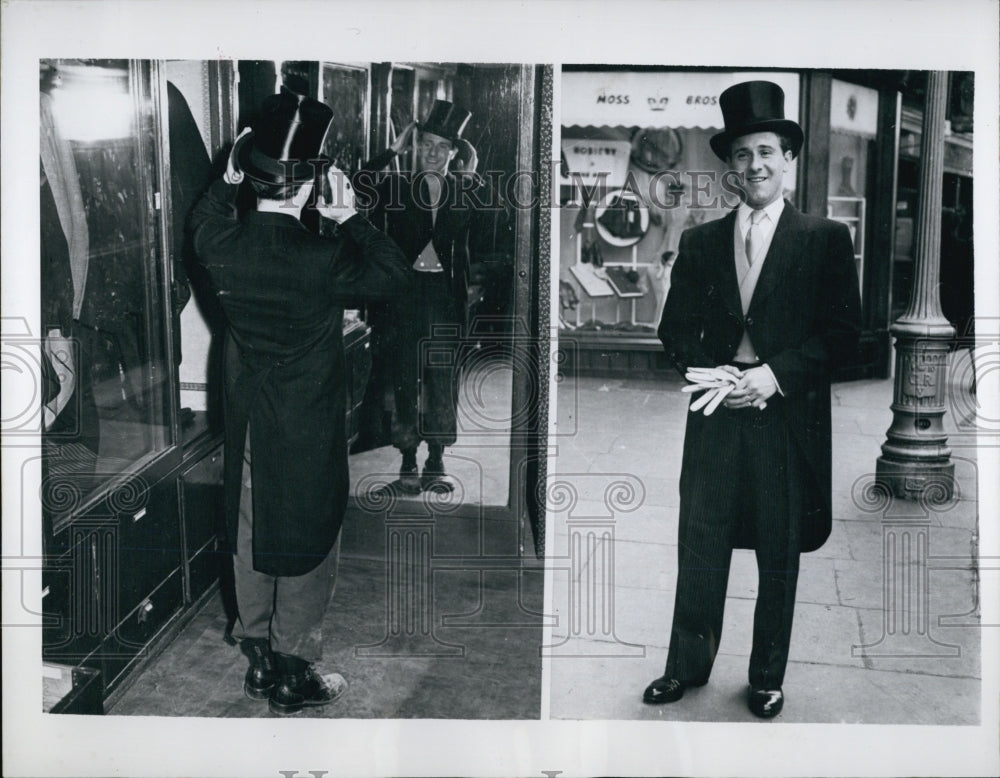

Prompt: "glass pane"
[559,69,800,335]
[41,59,170,528]
[320,64,369,175]
[827,79,879,303]
[339,63,520,509]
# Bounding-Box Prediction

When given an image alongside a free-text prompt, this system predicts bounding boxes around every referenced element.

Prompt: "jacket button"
[745,316,754,326]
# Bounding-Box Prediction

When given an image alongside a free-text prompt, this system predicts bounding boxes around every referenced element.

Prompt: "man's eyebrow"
[733,142,778,154]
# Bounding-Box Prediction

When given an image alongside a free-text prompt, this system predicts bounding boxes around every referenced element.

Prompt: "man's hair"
[775,133,794,156]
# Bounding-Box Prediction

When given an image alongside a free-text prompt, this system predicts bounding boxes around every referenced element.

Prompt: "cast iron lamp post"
[876,71,955,500]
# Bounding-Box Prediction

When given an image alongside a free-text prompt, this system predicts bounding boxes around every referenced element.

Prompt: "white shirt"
[737,197,785,259]
[736,196,786,396]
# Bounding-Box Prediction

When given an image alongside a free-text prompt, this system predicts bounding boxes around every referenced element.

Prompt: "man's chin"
[745,191,780,209]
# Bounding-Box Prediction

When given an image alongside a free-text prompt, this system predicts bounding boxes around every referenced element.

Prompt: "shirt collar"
[739,197,785,227]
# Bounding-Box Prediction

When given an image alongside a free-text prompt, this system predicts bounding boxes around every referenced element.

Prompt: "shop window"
[40,60,171,532]
[826,79,878,304]
[321,64,370,176]
[892,105,974,337]
[558,70,799,338]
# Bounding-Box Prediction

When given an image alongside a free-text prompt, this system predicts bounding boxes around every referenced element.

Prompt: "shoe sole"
[422,479,455,493]
[642,686,685,704]
[244,683,273,701]
[268,690,346,716]
[642,677,708,705]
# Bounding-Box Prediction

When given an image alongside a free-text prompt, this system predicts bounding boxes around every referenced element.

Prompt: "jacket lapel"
[747,200,798,315]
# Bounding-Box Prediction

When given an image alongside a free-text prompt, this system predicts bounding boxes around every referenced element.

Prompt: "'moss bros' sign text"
[595,91,719,111]
[561,71,799,128]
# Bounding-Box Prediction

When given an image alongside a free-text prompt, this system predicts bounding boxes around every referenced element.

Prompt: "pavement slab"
[548,374,982,725]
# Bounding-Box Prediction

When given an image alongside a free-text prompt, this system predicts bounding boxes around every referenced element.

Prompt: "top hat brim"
[710,119,803,162]
[416,121,463,144]
[234,130,323,185]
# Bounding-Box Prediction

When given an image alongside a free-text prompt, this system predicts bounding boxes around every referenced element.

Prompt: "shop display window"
[558,69,799,338]
[41,60,173,533]
[321,64,370,175]
[827,79,879,303]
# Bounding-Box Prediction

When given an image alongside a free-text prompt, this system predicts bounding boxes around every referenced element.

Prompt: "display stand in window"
[827,195,865,298]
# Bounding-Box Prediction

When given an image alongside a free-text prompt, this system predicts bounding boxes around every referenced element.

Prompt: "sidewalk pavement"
[547,351,982,723]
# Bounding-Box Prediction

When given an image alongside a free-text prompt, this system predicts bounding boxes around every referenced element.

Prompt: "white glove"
[682,366,741,416]
[224,127,252,185]
[316,163,357,224]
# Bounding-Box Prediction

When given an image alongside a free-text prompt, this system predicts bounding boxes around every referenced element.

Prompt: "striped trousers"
[665,396,805,690]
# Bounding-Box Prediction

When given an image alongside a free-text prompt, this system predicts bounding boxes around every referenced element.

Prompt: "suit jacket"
[355,148,503,327]
[658,201,862,552]
[192,178,410,576]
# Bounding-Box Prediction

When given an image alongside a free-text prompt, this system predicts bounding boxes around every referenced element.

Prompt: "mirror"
[282,62,546,530]
[40,59,173,534]
[218,61,549,547]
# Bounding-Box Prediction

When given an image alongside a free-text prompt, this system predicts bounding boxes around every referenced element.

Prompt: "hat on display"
[709,80,803,162]
[630,127,683,174]
[234,91,333,184]
[418,99,471,143]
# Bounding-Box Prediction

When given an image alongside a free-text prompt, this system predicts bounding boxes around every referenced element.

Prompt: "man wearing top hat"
[643,81,862,718]
[191,92,410,715]
[355,99,499,493]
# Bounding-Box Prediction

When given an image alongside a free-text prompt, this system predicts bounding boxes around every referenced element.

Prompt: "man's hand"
[723,365,777,410]
[316,163,357,224]
[682,364,742,415]
[224,127,252,185]
[452,138,478,177]
[390,121,416,155]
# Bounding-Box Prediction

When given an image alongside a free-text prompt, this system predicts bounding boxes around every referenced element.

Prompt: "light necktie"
[746,209,765,265]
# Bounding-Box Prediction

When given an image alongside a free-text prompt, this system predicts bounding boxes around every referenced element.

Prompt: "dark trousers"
[231,432,340,663]
[665,400,803,690]
[391,272,461,452]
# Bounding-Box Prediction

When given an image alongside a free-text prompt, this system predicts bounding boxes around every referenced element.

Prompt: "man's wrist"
[761,363,783,396]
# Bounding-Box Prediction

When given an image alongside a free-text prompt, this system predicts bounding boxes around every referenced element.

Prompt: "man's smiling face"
[729,131,793,208]
[416,131,455,174]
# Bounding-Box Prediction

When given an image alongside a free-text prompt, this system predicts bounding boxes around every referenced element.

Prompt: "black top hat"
[418,99,471,144]
[234,92,333,184]
[710,81,803,161]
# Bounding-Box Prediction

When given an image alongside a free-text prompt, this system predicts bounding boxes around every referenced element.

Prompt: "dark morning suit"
[192,177,409,580]
[657,200,862,688]
[354,149,493,451]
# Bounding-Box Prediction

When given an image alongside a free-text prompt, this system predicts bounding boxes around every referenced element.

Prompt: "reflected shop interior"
[39,59,551,716]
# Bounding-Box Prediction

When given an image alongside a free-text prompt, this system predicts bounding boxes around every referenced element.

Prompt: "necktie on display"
[746,209,765,264]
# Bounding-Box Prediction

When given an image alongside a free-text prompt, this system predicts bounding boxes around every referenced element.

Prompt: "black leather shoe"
[268,653,347,716]
[422,459,456,493]
[747,686,784,718]
[399,463,422,494]
[642,675,686,704]
[242,638,278,701]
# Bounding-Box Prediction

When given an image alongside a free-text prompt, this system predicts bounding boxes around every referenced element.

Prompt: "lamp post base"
[875,456,954,502]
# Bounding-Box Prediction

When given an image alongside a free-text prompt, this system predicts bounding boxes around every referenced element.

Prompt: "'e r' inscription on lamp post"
[876,71,956,500]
